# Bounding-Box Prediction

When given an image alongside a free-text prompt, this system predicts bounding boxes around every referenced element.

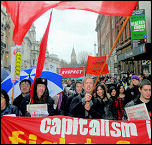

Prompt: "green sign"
[130,9,147,40]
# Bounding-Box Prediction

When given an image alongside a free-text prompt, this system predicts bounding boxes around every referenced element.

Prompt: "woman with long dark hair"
[94,84,114,120]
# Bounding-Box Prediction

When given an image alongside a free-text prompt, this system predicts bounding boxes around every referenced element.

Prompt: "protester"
[115,74,121,84]
[123,79,151,120]
[108,86,118,120]
[114,84,129,120]
[20,77,55,116]
[64,81,83,116]
[126,75,140,102]
[13,79,31,109]
[69,77,105,119]
[143,70,151,81]
[94,84,113,120]
[1,89,22,118]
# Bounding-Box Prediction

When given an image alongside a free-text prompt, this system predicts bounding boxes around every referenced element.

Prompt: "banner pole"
[11,81,15,104]
[92,16,130,93]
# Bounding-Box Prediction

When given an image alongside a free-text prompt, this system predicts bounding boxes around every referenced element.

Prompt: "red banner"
[1,116,151,144]
[60,67,85,78]
[86,55,109,75]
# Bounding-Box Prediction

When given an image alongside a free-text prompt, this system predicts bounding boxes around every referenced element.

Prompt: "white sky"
[34,9,98,63]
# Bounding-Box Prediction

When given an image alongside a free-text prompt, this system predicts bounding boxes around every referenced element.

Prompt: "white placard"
[125,103,150,120]
[27,104,49,117]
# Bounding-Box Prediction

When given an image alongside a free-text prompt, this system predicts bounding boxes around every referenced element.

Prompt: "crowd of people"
[1,73,151,121]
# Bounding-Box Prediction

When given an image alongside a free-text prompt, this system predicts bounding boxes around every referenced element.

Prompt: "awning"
[117,43,151,61]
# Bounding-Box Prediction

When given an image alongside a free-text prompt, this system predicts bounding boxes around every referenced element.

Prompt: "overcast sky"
[34,9,98,63]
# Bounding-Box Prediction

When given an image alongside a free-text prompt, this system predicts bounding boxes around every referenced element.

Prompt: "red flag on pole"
[86,55,109,75]
[30,10,53,104]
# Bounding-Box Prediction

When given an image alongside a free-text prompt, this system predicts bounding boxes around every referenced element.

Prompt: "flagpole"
[11,82,15,104]
[92,16,130,92]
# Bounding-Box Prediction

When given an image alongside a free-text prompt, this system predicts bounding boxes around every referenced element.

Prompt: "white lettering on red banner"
[60,67,84,78]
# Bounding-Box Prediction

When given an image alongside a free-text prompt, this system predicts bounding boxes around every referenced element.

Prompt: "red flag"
[30,11,52,104]
[86,55,109,75]
[1,1,138,45]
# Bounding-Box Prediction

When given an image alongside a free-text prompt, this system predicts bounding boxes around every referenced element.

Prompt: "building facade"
[95,15,118,76]
[1,5,61,73]
[95,1,151,76]
[116,1,151,75]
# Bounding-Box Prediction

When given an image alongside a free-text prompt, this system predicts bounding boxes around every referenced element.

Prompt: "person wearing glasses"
[13,79,31,109]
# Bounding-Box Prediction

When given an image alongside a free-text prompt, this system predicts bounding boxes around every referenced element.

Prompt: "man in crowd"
[64,81,83,116]
[13,79,31,109]
[69,77,104,119]
[123,79,151,120]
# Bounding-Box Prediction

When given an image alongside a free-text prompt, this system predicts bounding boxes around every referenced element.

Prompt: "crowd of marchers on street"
[1,72,151,121]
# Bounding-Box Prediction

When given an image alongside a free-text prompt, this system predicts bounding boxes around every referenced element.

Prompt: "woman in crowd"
[1,89,22,118]
[126,75,140,102]
[94,84,114,120]
[20,77,56,116]
[108,86,118,120]
[115,84,129,120]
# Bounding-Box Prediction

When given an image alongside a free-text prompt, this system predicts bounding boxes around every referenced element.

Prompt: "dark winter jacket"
[1,104,22,118]
[64,91,82,116]
[20,94,56,116]
[69,92,105,119]
[13,94,24,109]
[97,97,115,120]
[126,85,140,103]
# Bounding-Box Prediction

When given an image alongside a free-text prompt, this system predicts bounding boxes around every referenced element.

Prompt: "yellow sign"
[15,50,21,80]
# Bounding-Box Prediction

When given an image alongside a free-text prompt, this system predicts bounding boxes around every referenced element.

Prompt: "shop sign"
[130,9,147,40]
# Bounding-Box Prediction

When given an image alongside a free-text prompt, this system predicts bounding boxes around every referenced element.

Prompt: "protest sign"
[86,55,109,75]
[60,67,85,78]
[27,104,48,117]
[125,103,150,120]
[1,115,151,144]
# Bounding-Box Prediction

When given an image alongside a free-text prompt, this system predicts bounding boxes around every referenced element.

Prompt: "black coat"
[13,94,24,110]
[126,85,140,103]
[69,93,105,119]
[20,94,56,116]
[64,91,81,116]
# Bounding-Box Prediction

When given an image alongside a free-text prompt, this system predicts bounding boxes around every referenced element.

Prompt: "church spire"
[71,45,77,65]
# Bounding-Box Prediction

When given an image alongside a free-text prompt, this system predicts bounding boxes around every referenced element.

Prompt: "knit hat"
[131,75,139,80]
[19,79,31,87]
[35,77,47,87]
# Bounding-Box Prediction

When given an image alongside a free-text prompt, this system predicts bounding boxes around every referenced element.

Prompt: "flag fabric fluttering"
[1,1,138,45]
[30,11,53,104]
